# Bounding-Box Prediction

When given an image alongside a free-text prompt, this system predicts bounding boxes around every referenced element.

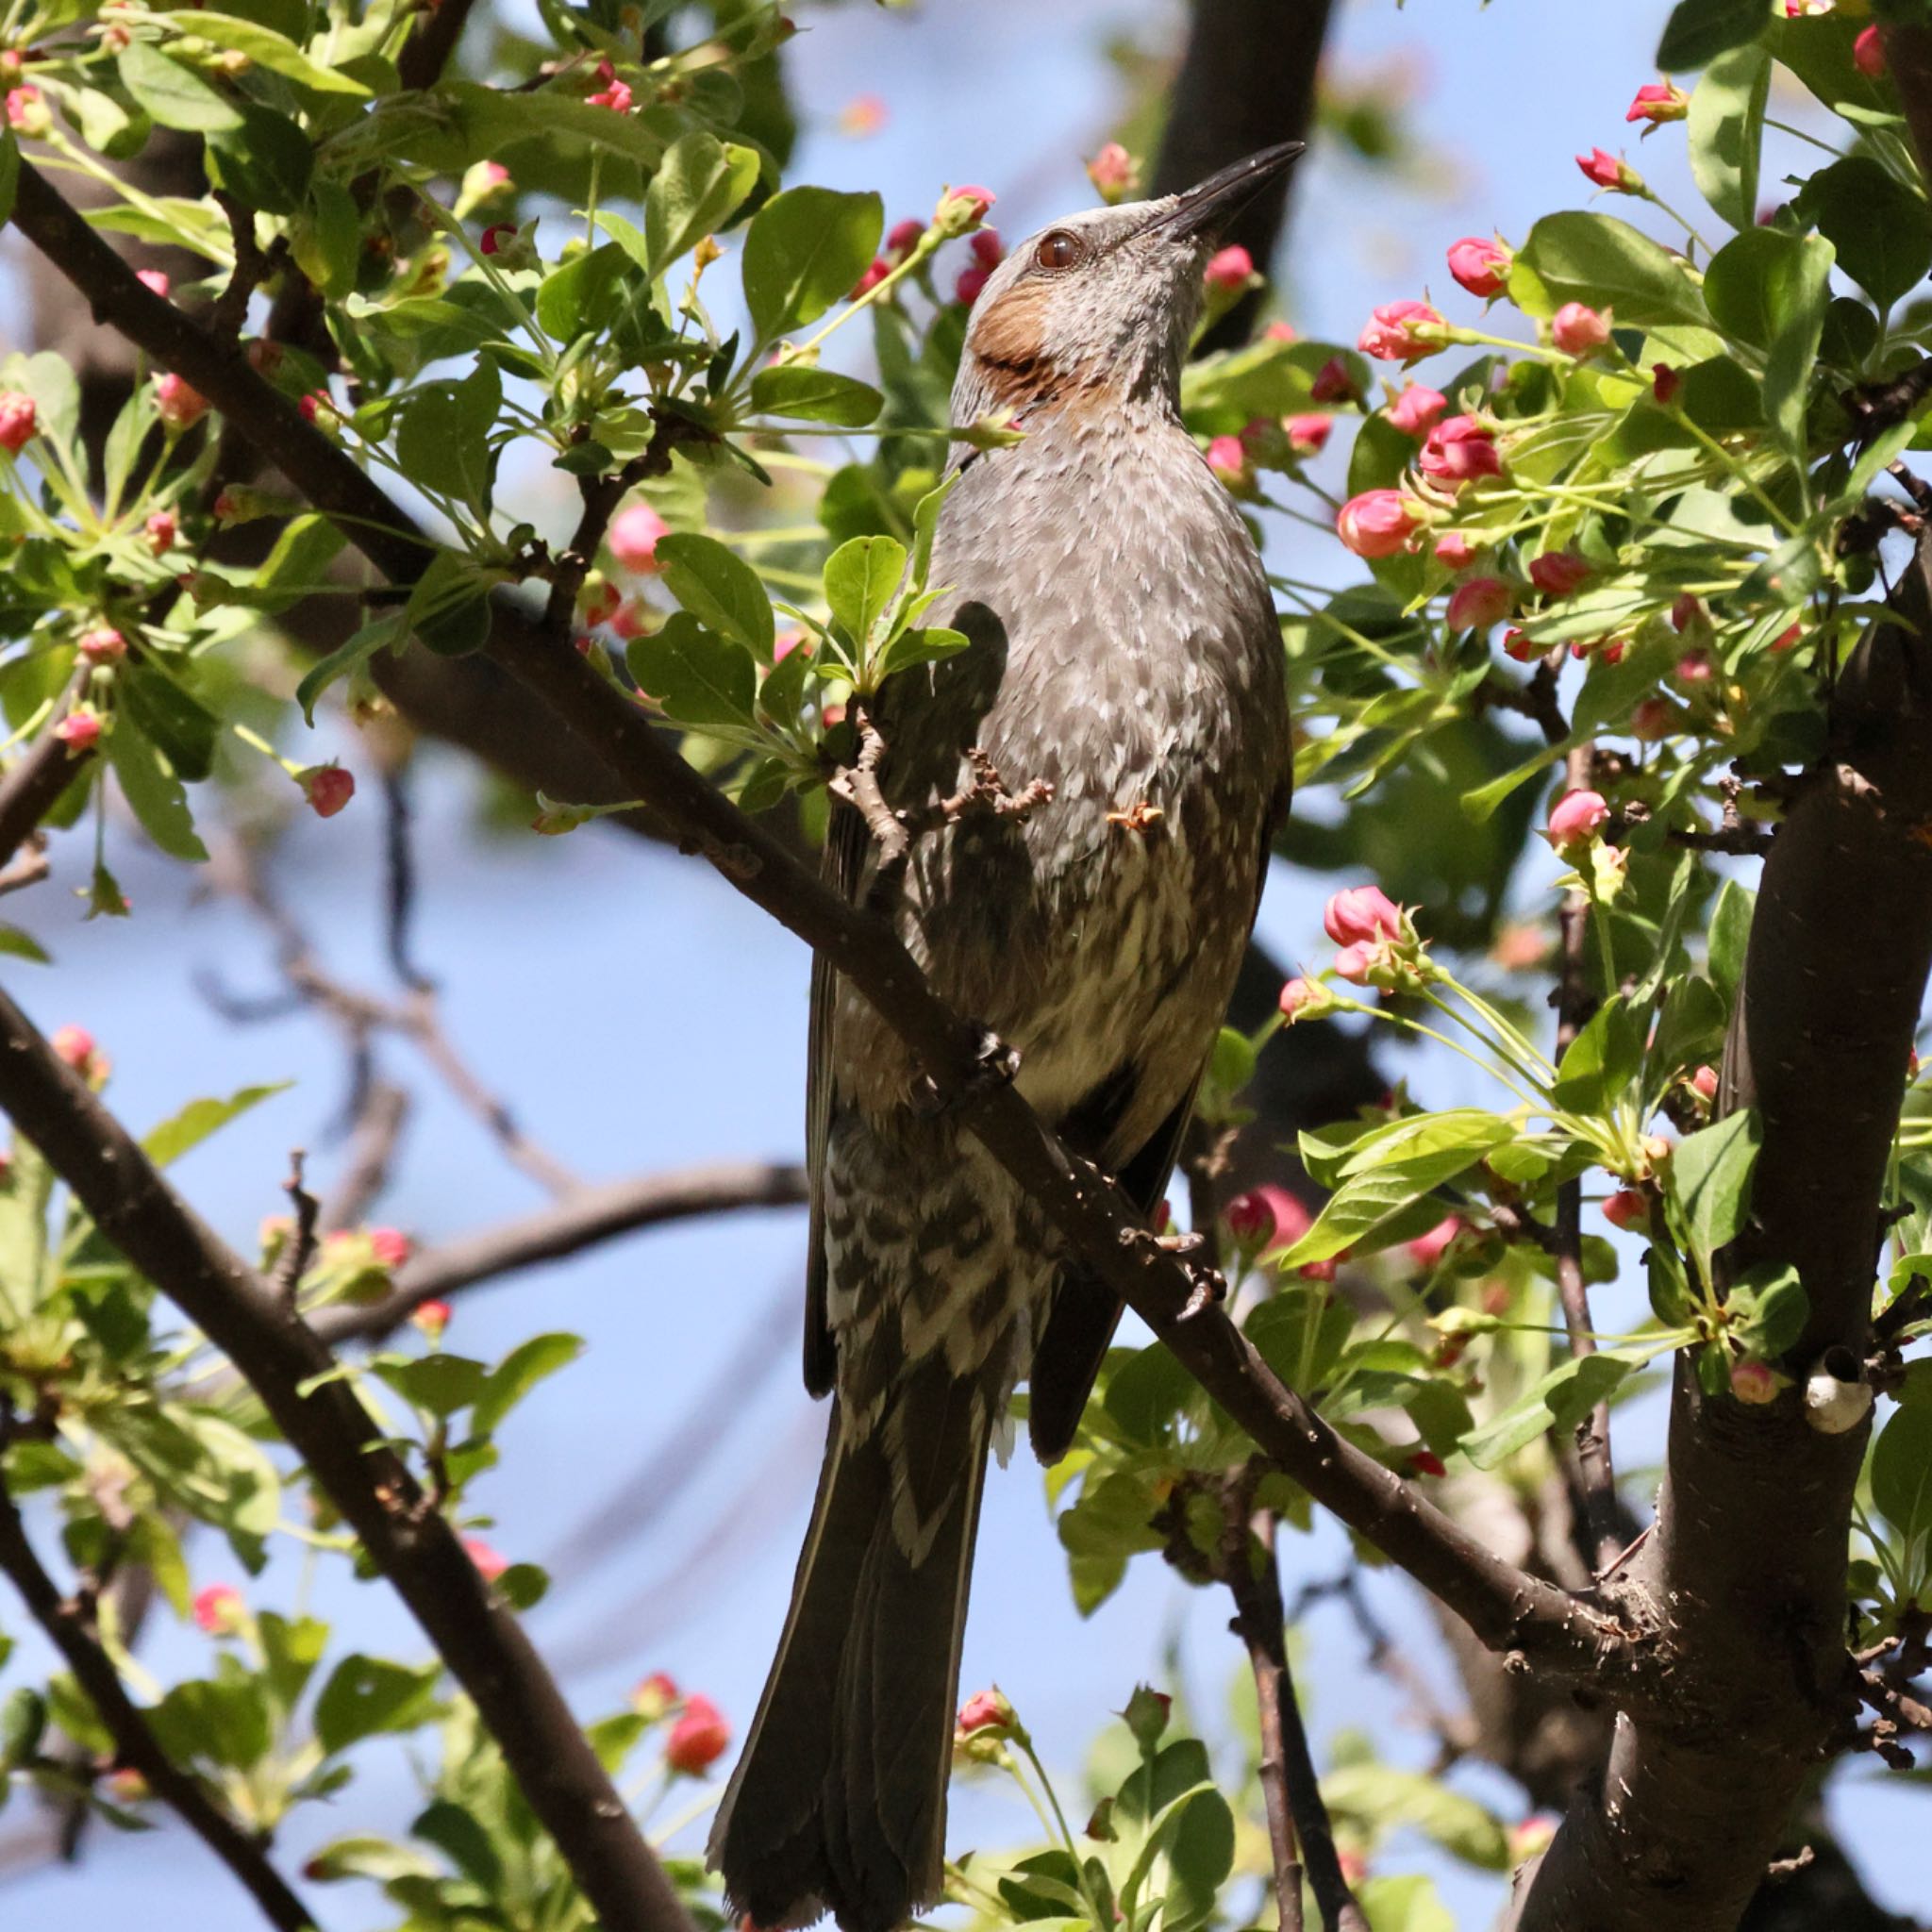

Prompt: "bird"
[708,143,1301,1932]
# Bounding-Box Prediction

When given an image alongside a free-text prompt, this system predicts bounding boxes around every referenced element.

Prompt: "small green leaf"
[741,186,883,341]
[1459,1353,1638,1469]
[1512,211,1710,332]
[1871,1391,1932,1551]
[1687,44,1770,232]
[643,131,760,276]
[473,1333,582,1437]
[372,1354,490,1419]
[0,126,19,231]
[108,720,208,862]
[0,925,49,964]
[1657,0,1768,72]
[824,534,907,652]
[626,611,758,730]
[296,612,406,724]
[1763,232,1834,460]
[206,103,313,214]
[142,1083,290,1167]
[875,625,968,681]
[119,663,218,782]
[1728,1262,1807,1359]
[313,1656,441,1755]
[118,41,244,131]
[1707,878,1755,999]
[1670,1108,1763,1280]
[395,361,499,516]
[151,11,372,93]
[1799,157,1932,309]
[655,533,774,656]
[1551,995,1643,1114]
[748,364,884,426]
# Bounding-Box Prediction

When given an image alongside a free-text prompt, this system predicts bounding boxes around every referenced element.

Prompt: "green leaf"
[1459,1352,1639,1469]
[1657,0,1768,71]
[1322,1760,1510,1870]
[824,534,907,652]
[493,1561,549,1611]
[655,532,774,656]
[1688,44,1770,234]
[0,925,49,964]
[626,611,758,729]
[1646,974,1726,1104]
[373,1354,490,1419]
[412,1799,505,1892]
[1871,1391,1932,1549]
[1512,211,1710,332]
[643,131,760,276]
[0,126,19,231]
[1707,878,1756,1000]
[875,625,968,682]
[108,719,208,862]
[1671,1108,1763,1280]
[151,11,371,93]
[117,41,243,131]
[1356,1875,1455,1932]
[313,1655,441,1755]
[206,103,313,214]
[1800,157,1932,309]
[741,186,883,341]
[142,1083,290,1167]
[535,241,631,343]
[473,1332,582,1436]
[1551,995,1643,1114]
[1763,233,1833,459]
[119,663,218,781]
[748,364,884,426]
[1728,1261,1807,1358]
[1704,228,1806,352]
[395,360,499,516]
[296,611,406,724]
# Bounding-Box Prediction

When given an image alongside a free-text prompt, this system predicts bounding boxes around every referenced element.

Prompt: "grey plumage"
[710,146,1300,1932]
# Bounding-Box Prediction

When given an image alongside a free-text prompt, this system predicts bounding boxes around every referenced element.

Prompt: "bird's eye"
[1034,229,1083,272]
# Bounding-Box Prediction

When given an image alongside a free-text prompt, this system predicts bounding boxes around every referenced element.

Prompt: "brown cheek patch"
[969,279,1054,408]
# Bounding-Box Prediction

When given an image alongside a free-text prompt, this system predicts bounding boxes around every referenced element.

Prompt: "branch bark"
[7,158,1631,1687]
[0,670,92,869]
[0,1466,320,1932]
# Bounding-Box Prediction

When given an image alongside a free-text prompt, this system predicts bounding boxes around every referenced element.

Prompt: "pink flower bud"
[1772,622,1803,653]
[55,711,102,752]
[368,1227,411,1269]
[886,217,925,261]
[969,229,1005,272]
[1324,884,1404,946]
[1357,299,1446,364]
[1419,414,1502,487]
[1385,382,1446,437]
[1299,1257,1338,1282]
[935,184,994,236]
[1546,788,1610,849]
[78,626,125,664]
[1333,942,1374,983]
[1625,82,1689,125]
[0,391,36,457]
[632,1671,679,1719]
[297,391,333,426]
[1407,1449,1447,1478]
[480,223,518,257]
[1264,320,1297,342]
[586,60,634,112]
[1502,625,1539,662]
[1670,593,1704,634]
[1446,236,1510,298]
[1434,531,1480,569]
[1151,1199,1173,1235]
[1249,1184,1312,1254]
[955,265,991,307]
[666,1694,732,1774]
[1552,302,1611,357]
[1630,696,1674,741]
[1283,413,1330,457]
[1446,576,1512,633]
[1690,1064,1719,1101]
[464,1538,509,1579]
[1652,362,1681,406]
[1509,1815,1558,1863]
[1576,147,1641,194]
[1086,141,1139,204]
[1337,489,1423,558]
[1854,25,1886,78]
[1224,1190,1277,1250]
[1204,244,1254,292]
[1278,974,1323,1022]
[193,1584,244,1635]
[5,84,49,138]
[52,1024,98,1074]
[410,1298,452,1340]
[135,269,171,299]
[1730,1359,1779,1405]
[609,503,668,573]
[1602,1189,1649,1232]
[153,373,209,432]
[1674,648,1713,685]
[144,509,177,555]
[957,1686,1017,1737]
[1206,434,1251,491]
[300,765,355,819]
[1528,550,1591,597]
[1309,356,1357,405]
[1407,1215,1460,1269]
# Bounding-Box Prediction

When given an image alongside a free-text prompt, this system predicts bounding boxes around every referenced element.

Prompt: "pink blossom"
[1249,1184,1312,1254]
[1546,788,1610,848]
[1278,975,1322,1021]
[55,711,101,752]
[1433,531,1480,569]
[410,1299,451,1341]
[1652,362,1681,406]
[609,503,669,573]
[666,1693,731,1774]
[1772,623,1803,653]
[1630,696,1675,741]
[1625,82,1689,125]
[1337,490,1422,559]
[1528,550,1591,597]
[1357,299,1446,364]
[1324,884,1405,946]
[369,1227,411,1268]
[0,391,35,456]
[1691,1065,1719,1101]
[955,266,991,307]
[1284,413,1330,457]
[1224,1191,1277,1249]
[1854,25,1886,78]
[144,510,177,555]
[1419,414,1502,487]
[1446,576,1512,632]
[78,626,125,664]
[1674,649,1713,685]
[5,85,48,137]
[633,1671,679,1718]
[957,1687,1017,1735]
[1730,1360,1779,1405]
[463,1537,508,1580]
[1204,244,1254,292]
[51,1025,97,1073]
[886,217,925,261]
[1264,320,1297,342]
[1332,942,1374,983]
[1299,1257,1338,1283]
[193,1584,244,1634]
[1577,147,1640,193]
[1385,383,1447,437]
[1407,1449,1448,1478]
[1670,593,1705,634]
[1086,142,1139,203]
[153,373,208,432]
[838,92,887,137]
[300,765,355,819]
[1407,1215,1460,1270]
[935,184,994,235]
[1552,302,1611,357]
[1502,626,1539,663]
[1309,356,1357,405]
[1206,434,1251,490]
[1446,236,1510,298]
[1602,1189,1649,1232]
[481,223,518,258]
[586,60,633,111]
[969,228,1004,271]
[133,269,171,300]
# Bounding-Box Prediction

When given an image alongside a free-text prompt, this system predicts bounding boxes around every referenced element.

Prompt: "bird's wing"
[804,799,871,1397]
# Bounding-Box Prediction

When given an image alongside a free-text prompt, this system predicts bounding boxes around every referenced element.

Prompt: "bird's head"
[951,142,1303,430]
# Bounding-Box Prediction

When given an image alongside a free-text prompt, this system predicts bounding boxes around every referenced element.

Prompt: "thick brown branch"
[0,1464,319,1932]
[7,158,1630,1683]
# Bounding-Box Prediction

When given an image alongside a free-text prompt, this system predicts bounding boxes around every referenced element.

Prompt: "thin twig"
[0,1441,320,1932]
[267,1150,319,1307]
[380,763,435,993]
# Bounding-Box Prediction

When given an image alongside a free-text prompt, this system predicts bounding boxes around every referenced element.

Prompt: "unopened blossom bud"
[1122,1684,1171,1751]
[1641,1133,1674,1169]
[1264,320,1297,342]
[1577,147,1642,194]
[1434,531,1480,569]
[586,60,633,112]
[666,1694,731,1774]
[956,1686,1018,1739]
[1419,414,1502,487]
[153,373,209,432]
[192,1584,244,1635]
[1854,25,1886,79]
[144,509,177,555]
[1206,434,1252,492]
[839,92,887,137]
[885,217,925,262]
[1502,626,1540,662]
[1772,622,1803,653]
[1625,81,1689,125]
[1324,884,1404,946]
[1652,362,1682,406]
[1278,974,1331,1023]
[1298,1257,1338,1282]
[245,338,285,376]
[578,574,622,628]
[934,184,994,237]
[955,265,991,307]
[969,230,1004,271]
[1446,236,1510,298]
[1546,788,1610,849]
[1333,942,1374,984]
[609,502,668,573]
[1204,244,1253,292]
[1337,489,1423,558]
[1385,382,1446,437]
[5,84,49,137]
[55,710,102,753]
[1691,1065,1719,1101]
[849,257,891,299]
[1602,1189,1648,1232]
[410,1298,452,1341]
[1529,550,1591,597]
[480,222,520,258]
[463,1537,508,1579]
[1407,1216,1459,1269]
[1674,648,1713,685]
[0,391,36,457]
[1086,141,1139,204]
[1730,1359,1779,1405]
[1151,1198,1172,1235]
[1407,1449,1448,1478]
[78,626,125,664]
[299,765,355,819]
[1552,301,1611,357]
[135,268,171,299]
[1357,299,1446,363]
[1284,413,1331,458]
[1224,1190,1277,1252]
[632,1671,679,1720]
[52,1024,99,1075]
[368,1227,411,1269]
[1248,1184,1311,1255]
[1630,696,1675,741]
[463,158,511,204]
[1447,576,1512,632]
[1309,356,1357,405]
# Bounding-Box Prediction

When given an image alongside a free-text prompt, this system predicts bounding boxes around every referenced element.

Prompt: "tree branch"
[0,988,692,1932]
[0,1457,320,1932]
[7,158,1634,1685]
[0,669,93,868]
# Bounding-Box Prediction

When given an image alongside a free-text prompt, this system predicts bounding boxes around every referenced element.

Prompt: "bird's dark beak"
[1146,142,1306,242]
